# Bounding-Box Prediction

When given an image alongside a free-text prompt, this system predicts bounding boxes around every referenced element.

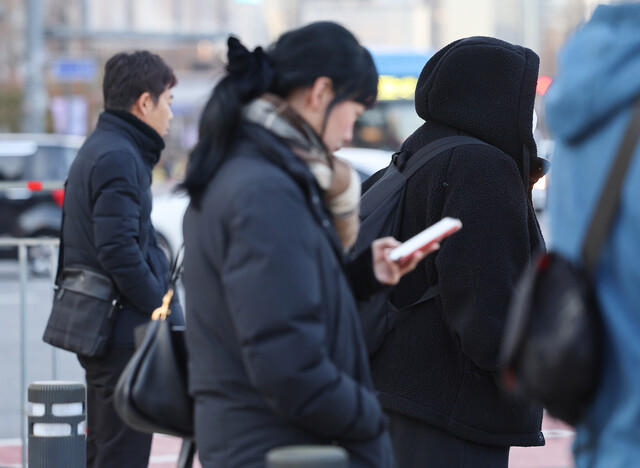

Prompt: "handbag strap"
[582,97,640,277]
[169,244,185,286]
[54,180,69,286]
[151,244,184,321]
[178,439,196,468]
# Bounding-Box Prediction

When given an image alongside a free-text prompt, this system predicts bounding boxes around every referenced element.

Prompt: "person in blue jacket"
[62,51,183,467]
[179,22,432,468]
[545,3,640,467]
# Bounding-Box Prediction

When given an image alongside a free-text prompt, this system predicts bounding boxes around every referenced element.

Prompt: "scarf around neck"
[243,94,361,251]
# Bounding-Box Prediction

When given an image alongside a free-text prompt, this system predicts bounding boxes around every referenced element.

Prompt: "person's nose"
[344,127,354,146]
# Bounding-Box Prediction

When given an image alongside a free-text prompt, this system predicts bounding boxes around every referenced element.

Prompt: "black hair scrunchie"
[227,36,275,104]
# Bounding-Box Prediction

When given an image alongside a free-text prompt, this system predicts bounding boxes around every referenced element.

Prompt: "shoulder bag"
[43,189,121,358]
[500,97,640,425]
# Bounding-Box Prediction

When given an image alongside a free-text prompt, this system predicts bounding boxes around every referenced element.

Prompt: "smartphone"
[389,217,462,262]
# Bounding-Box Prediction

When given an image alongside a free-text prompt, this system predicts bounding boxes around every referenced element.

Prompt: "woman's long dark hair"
[179,22,378,208]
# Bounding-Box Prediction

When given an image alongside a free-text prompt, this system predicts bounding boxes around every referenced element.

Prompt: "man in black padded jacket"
[61,51,183,468]
[363,37,549,467]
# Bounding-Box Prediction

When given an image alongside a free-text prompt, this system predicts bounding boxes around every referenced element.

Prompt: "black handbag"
[113,295,193,439]
[114,248,194,443]
[500,97,640,426]
[43,191,121,358]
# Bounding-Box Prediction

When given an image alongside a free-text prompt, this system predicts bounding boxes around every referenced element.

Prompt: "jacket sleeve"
[90,150,165,315]
[344,247,389,301]
[436,148,533,372]
[344,167,394,301]
[221,181,386,442]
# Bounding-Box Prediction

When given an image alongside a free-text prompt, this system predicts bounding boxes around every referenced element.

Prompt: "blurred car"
[0,133,84,275]
[151,147,393,264]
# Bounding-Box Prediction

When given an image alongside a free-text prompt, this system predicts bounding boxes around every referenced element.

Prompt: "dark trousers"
[387,412,509,468]
[78,348,152,468]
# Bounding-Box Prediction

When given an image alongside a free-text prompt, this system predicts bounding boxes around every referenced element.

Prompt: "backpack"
[353,135,490,355]
[500,97,640,426]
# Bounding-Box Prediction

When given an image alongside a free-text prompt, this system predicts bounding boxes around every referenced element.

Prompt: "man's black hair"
[103,50,177,111]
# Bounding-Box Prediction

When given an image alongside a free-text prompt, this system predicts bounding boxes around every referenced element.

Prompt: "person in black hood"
[363,36,549,467]
[60,51,183,467]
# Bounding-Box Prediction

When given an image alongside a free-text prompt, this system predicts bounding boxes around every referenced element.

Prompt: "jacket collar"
[98,110,165,167]
[242,94,330,168]
[240,123,346,262]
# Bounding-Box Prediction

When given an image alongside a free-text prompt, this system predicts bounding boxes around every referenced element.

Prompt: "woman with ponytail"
[180,22,429,467]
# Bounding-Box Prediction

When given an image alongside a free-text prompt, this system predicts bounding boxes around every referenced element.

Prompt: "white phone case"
[389,217,462,262]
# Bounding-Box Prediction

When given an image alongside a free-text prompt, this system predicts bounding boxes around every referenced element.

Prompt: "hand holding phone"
[388,217,462,262]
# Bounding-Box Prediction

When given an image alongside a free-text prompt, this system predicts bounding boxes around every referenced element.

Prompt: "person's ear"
[131,92,152,117]
[308,77,334,111]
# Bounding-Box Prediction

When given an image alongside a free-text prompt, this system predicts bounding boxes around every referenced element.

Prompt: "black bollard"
[266,445,349,468]
[28,381,86,468]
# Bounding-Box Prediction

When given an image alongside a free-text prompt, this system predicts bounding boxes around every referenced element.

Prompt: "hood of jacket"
[545,3,640,143]
[414,36,543,184]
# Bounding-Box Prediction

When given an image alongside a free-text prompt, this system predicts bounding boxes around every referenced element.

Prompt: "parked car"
[151,147,393,264]
[0,133,84,275]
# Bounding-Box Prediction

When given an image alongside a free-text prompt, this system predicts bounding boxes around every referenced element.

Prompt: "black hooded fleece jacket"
[364,37,546,447]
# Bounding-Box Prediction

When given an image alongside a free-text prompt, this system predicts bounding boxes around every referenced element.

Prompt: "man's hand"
[371,237,440,285]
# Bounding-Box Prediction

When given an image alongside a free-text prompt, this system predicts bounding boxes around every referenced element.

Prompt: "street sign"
[50,58,98,83]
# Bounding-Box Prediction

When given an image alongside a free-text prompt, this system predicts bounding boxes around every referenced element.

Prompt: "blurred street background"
[0,0,607,182]
[0,0,615,466]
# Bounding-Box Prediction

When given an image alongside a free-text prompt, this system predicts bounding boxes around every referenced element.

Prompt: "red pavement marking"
[148,435,202,468]
[0,435,201,468]
[510,415,575,468]
[0,439,21,468]
[0,415,572,468]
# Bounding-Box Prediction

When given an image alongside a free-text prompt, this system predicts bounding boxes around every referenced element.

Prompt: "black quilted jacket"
[63,111,183,347]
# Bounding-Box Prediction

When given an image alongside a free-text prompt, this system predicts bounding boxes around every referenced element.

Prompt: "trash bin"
[28,381,86,468]
[266,445,349,468]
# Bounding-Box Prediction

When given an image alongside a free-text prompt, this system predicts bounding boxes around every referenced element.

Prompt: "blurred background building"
[0,0,616,178]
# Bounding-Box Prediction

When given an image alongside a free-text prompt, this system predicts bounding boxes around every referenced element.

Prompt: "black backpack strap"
[389,284,441,332]
[392,136,487,313]
[410,283,440,307]
[402,135,491,179]
[361,135,490,212]
[401,284,440,311]
[582,96,640,277]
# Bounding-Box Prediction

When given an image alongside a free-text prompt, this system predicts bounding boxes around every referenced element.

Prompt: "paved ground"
[0,413,573,467]
[510,415,575,468]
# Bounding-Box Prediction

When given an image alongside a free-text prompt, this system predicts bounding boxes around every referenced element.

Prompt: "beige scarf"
[243,94,361,251]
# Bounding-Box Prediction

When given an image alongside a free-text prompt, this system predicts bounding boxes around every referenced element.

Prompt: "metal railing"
[0,237,59,468]
[0,180,66,191]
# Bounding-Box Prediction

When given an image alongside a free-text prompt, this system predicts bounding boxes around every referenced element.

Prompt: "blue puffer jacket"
[63,110,183,347]
[545,4,640,467]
